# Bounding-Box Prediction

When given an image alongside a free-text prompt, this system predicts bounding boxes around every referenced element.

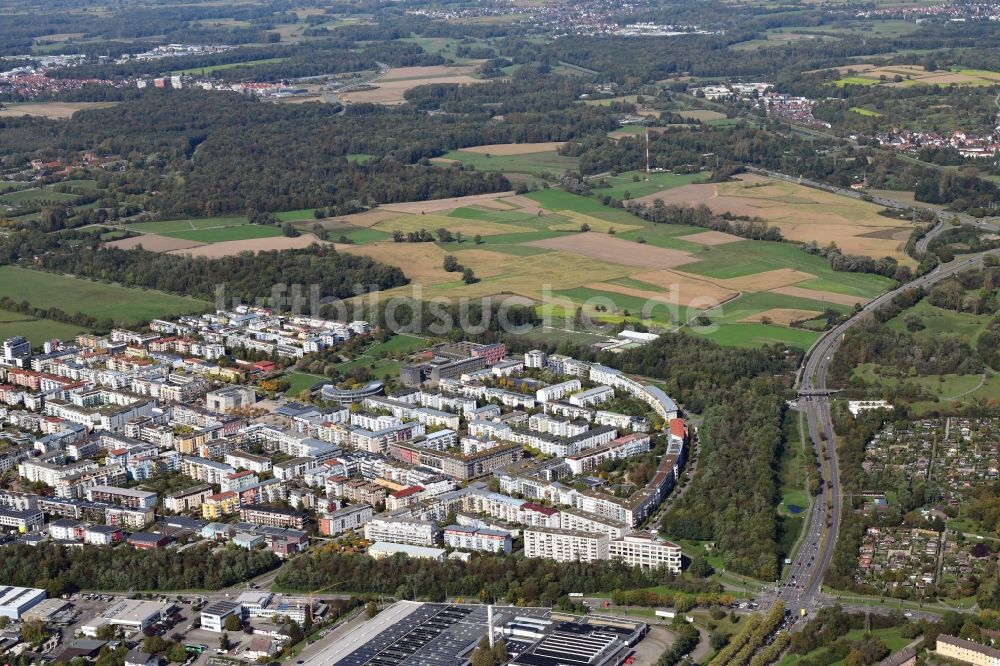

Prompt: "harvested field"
[638,174,913,261]
[379,192,516,214]
[676,109,727,122]
[547,211,641,234]
[324,209,402,229]
[105,234,204,253]
[682,230,743,246]
[461,142,564,155]
[589,280,737,309]
[341,65,483,104]
[701,267,816,292]
[772,285,866,307]
[524,233,696,269]
[0,102,118,119]
[337,242,454,284]
[738,308,822,326]
[167,235,323,258]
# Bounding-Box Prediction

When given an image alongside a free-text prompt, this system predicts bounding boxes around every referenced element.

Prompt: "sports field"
[332,184,893,349]
[0,266,211,324]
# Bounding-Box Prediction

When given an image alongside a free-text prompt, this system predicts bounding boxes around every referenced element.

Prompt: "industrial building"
[0,586,47,620]
[301,601,646,666]
[82,599,173,637]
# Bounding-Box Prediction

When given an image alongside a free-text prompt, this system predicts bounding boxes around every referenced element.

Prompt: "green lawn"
[336,334,430,375]
[776,627,913,666]
[283,372,328,396]
[0,310,90,344]
[691,323,820,349]
[0,266,211,324]
[434,150,579,177]
[345,153,374,164]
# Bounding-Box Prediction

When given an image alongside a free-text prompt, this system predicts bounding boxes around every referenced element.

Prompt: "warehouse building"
[0,586,47,620]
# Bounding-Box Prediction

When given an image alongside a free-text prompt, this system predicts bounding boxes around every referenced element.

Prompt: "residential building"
[935,634,1000,666]
[202,492,240,520]
[443,525,512,553]
[609,533,682,573]
[364,516,440,547]
[319,504,373,536]
[368,542,446,561]
[524,527,609,563]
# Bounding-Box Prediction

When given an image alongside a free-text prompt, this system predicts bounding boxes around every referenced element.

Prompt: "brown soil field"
[105,234,204,253]
[639,174,913,261]
[0,102,118,119]
[590,279,737,309]
[379,192,516,214]
[772,285,867,307]
[698,267,816,292]
[738,308,822,326]
[342,66,483,104]
[524,233,697,269]
[682,230,743,246]
[167,235,324,258]
[461,142,565,155]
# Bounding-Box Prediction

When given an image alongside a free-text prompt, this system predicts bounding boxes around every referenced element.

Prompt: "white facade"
[524,527,609,563]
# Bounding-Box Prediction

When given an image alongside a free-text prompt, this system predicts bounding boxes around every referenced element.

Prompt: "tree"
[366,601,379,618]
[443,255,462,272]
[311,224,328,241]
[219,632,231,652]
[282,222,300,238]
[462,268,479,284]
[474,234,483,245]
[224,613,243,631]
[580,222,591,232]
[313,209,327,219]
[166,644,189,663]
[709,630,731,651]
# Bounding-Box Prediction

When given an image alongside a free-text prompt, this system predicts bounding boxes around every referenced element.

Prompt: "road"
[773,247,1000,617]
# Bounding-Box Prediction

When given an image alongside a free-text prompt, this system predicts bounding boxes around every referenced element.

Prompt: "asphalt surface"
[774,247,1000,617]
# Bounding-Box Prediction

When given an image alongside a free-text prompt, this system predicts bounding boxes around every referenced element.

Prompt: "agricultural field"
[333,183,893,349]
[0,188,79,206]
[0,266,211,324]
[339,65,484,105]
[0,101,118,119]
[432,144,579,177]
[639,173,916,262]
[821,63,1000,87]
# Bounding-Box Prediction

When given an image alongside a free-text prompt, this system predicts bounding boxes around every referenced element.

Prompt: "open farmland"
[432,148,579,177]
[638,173,916,261]
[0,266,211,324]
[340,65,483,104]
[816,63,1000,87]
[167,235,324,258]
[333,185,894,348]
[0,101,118,119]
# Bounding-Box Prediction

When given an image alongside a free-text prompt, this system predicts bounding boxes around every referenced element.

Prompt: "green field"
[832,76,881,87]
[128,217,249,234]
[849,106,883,117]
[594,171,707,200]
[164,225,283,243]
[170,57,289,76]
[0,266,211,324]
[336,333,429,378]
[0,310,90,344]
[776,627,912,666]
[434,150,579,177]
[0,188,79,205]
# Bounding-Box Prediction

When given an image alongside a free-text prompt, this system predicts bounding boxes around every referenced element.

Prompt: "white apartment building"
[559,508,627,539]
[363,516,440,546]
[536,379,582,404]
[524,527,609,563]
[609,533,682,573]
[443,525,512,553]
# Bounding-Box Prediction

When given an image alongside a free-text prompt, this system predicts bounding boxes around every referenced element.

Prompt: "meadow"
[432,148,579,177]
[0,266,211,324]
[0,310,91,345]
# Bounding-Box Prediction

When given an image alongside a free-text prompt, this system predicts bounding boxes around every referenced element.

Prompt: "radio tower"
[645,129,650,175]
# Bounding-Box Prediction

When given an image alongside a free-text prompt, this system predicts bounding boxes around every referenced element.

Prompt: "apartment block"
[524,527,609,563]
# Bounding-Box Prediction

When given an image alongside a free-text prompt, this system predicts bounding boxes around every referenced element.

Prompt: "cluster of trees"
[273,549,660,606]
[788,605,908,666]
[0,543,279,594]
[33,243,407,306]
[625,199,783,241]
[655,622,700,666]
[709,603,784,666]
[442,254,478,284]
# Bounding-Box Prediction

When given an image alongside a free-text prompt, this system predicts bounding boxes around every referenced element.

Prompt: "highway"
[773,247,1000,617]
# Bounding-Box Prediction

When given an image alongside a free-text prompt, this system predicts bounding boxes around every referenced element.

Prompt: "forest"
[0,542,279,594]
